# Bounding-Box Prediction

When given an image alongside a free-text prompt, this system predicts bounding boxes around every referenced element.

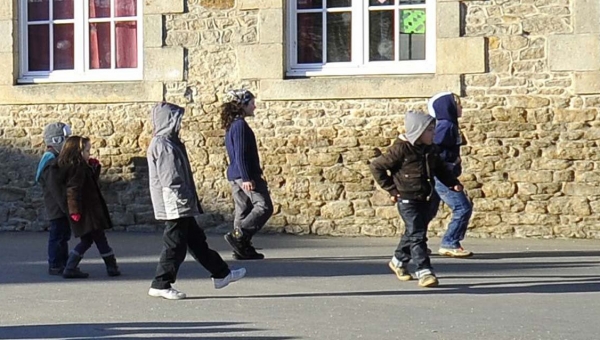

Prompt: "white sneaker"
[213,268,246,289]
[148,287,186,300]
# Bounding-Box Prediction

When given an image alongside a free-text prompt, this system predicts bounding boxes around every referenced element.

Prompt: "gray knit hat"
[404,110,434,145]
[43,122,72,152]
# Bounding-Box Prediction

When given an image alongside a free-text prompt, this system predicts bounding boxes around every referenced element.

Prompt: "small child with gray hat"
[35,122,72,275]
[369,110,463,287]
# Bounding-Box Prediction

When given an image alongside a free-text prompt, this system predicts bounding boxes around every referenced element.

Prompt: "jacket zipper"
[425,152,433,201]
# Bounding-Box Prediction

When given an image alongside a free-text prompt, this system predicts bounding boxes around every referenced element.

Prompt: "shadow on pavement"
[0,321,299,340]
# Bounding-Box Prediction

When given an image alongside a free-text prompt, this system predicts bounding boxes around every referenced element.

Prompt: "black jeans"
[394,200,433,273]
[151,216,230,290]
[73,229,113,257]
[48,217,71,268]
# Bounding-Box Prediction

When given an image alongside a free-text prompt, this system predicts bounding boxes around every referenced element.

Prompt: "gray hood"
[404,110,434,145]
[43,122,72,152]
[152,102,184,138]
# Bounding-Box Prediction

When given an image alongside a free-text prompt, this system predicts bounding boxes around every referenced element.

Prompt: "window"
[19,0,143,83]
[288,0,436,77]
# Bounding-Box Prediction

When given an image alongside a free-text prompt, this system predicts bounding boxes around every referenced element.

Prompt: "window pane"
[297,0,322,9]
[327,0,351,8]
[28,24,50,71]
[53,0,74,20]
[115,0,136,17]
[90,0,111,18]
[326,12,351,62]
[297,13,322,64]
[399,9,426,60]
[89,22,111,69]
[115,21,137,68]
[369,0,392,6]
[369,10,394,61]
[54,24,74,70]
[28,0,49,21]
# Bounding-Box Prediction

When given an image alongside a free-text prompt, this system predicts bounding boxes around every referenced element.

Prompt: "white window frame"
[287,0,436,77]
[18,0,143,83]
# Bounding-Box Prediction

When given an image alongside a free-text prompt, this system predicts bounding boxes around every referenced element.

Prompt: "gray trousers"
[230,178,274,237]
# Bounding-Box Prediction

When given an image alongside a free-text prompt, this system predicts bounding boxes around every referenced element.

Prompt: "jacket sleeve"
[47,165,69,215]
[432,152,460,188]
[155,143,193,201]
[231,121,253,182]
[369,144,403,197]
[433,121,459,162]
[66,165,85,215]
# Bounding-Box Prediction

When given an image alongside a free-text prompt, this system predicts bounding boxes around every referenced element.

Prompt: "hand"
[88,158,100,167]
[452,184,464,192]
[70,214,81,222]
[390,195,399,203]
[454,157,462,166]
[242,181,255,191]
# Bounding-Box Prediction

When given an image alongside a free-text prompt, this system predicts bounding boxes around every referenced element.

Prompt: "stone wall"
[2,0,600,238]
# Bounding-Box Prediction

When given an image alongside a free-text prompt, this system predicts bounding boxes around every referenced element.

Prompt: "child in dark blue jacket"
[221,89,274,260]
[428,92,473,257]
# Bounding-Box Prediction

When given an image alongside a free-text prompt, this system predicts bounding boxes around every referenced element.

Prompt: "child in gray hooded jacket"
[147,102,246,300]
[370,110,463,287]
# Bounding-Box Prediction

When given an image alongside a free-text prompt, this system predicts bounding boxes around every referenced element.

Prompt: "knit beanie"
[43,122,72,152]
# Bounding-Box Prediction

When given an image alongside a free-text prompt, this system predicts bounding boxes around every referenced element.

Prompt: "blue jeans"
[429,177,473,249]
[48,217,71,269]
[394,200,432,273]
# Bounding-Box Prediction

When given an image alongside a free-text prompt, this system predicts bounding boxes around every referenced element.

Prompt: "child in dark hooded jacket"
[428,92,473,258]
[370,110,463,288]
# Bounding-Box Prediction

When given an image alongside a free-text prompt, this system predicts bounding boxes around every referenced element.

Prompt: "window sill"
[0,81,163,105]
[260,74,460,101]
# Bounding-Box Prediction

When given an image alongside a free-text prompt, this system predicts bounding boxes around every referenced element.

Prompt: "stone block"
[0,20,14,53]
[574,0,600,34]
[549,35,600,72]
[144,15,163,48]
[0,0,14,20]
[237,44,283,79]
[437,2,460,39]
[0,82,163,104]
[145,0,184,14]
[260,75,460,101]
[260,9,283,44]
[321,201,353,219]
[202,0,235,8]
[437,37,485,75]
[0,52,15,85]
[144,47,184,81]
[574,72,600,95]
[239,0,283,10]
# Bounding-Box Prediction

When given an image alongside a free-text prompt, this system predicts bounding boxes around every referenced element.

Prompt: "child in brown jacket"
[370,110,463,287]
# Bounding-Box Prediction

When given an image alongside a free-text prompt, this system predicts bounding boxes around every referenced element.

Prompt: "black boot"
[102,254,121,277]
[225,232,264,260]
[62,253,89,279]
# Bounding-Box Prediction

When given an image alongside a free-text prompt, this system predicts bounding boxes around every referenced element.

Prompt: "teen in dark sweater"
[370,110,463,287]
[221,89,274,260]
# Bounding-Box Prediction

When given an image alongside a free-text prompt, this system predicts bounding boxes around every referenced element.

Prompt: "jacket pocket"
[399,173,422,193]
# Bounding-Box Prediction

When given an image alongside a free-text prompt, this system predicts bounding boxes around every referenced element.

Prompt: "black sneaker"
[225,232,246,256]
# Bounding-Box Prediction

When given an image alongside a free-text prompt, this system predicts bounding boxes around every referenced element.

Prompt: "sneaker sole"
[232,252,265,260]
[148,289,186,300]
[387,261,412,281]
[438,250,474,258]
[418,278,439,288]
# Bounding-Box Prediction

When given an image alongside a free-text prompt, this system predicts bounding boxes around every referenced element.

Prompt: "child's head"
[428,92,462,121]
[43,122,72,153]
[404,110,436,146]
[58,136,91,167]
[220,89,256,130]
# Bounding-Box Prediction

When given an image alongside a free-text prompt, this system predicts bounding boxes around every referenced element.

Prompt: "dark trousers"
[48,217,71,268]
[394,200,433,273]
[230,177,274,237]
[73,229,113,257]
[151,216,230,290]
